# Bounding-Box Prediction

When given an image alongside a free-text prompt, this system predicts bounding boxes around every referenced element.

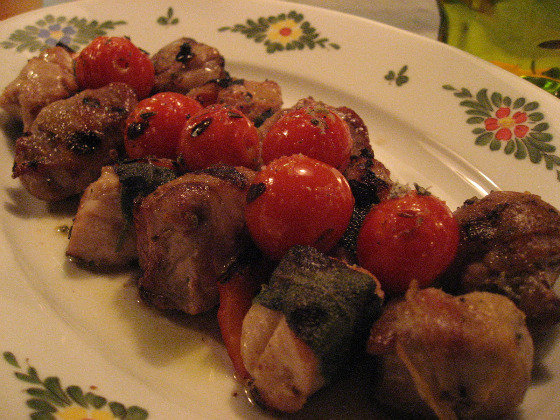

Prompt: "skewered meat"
[338,105,392,206]
[241,245,384,413]
[217,79,283,127]
[66,166,137,266]
[0,46,78,132]
[66,160,178,267]
[448,190,560,333]
[151,37,228,95]
[368,286,533,420]
[12,82,137,201]
[134,165,255,315]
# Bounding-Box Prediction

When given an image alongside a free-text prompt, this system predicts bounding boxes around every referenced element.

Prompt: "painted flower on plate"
[444,85,560,181]
[484,106,530,141]
[1,15,126,52]
[37,23,77,47]
[219,10,340,53]
[266,18,303,45]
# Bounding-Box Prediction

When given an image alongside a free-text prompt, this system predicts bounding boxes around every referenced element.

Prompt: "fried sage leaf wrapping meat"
[368,287,534,420]
[241,245,384,413]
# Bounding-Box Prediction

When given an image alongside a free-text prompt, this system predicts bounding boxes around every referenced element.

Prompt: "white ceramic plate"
[1,0,560,419]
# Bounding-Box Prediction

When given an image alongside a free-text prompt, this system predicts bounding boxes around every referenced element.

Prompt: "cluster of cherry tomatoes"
[75,36,459,296]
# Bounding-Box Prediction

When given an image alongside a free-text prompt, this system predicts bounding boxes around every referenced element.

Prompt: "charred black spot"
[127,121,149,140]
[254,108,274,128]
[176,42,194,64]
[110,106,127,114]
[190,118,212,137]
[67,131,102,155]
[227,111,243,119]
[201,165,249,189]
[247,182,266,203]
[213,74,234,88]
[359,147,374,159]
[82,96,101,108]
[55,41,75,53]
[140,111,156,120]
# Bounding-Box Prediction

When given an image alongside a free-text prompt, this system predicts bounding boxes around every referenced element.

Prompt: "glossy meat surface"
[217,79,283,126]
[151,37,227,95]
[12,82,137,201]
[0,46,78,132]
[368,287,533,420]
[450,190,560,332]
[134,166,255,314]
[66,165,137,266]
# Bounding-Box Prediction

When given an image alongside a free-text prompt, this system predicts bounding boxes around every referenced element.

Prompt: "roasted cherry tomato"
[245,154,354,261]
[356,188,459,295]
[261,103,352,170]
[75,36,155,99]
[124,92,203,159]
[177,104,260,171]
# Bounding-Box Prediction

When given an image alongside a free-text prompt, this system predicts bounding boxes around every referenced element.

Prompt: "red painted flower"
[484,107,529,141]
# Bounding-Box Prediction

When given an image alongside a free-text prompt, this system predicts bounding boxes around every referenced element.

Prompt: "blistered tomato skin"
[124,92,203,159]
[177,104,260,171]
[245,154,355,261]
[261,104,352,170]
[75,36,155,99]
[356,190,459,295]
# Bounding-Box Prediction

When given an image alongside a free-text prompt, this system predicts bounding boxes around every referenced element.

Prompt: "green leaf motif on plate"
[3,351,149,420]
[1,15,126,53]
[218,10,340,53]
[444,84,560,181]
[157,7,179,26]
[384,65,409,86]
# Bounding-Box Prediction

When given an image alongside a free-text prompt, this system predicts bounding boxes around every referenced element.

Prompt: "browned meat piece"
[0,46,78,132]
[337,105,392,206]
[217,79,283,127]
[134,166,255,315]
[151,37,228,95]
[368,287,533,420]
[448,191,560,333]
[66,166,137,266]
[12,82,137,202]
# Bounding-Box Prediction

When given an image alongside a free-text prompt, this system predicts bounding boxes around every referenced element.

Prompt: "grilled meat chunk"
[338,106,392,207]
[217,79,283,126]
[66,166,137,266]
[0,46,78,132]
[241,245,384,413]
[368,287,533,420]
[151,37,228,95]
[12,82,137,201]
[449,191,560,332]
[134,166,255,315]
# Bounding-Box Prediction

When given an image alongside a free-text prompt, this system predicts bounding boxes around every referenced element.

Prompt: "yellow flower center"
[267,20,302,44]
[49,29,64,39]
[55,406,116,420]
[498,116,515,128]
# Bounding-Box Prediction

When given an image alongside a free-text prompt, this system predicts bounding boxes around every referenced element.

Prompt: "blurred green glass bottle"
[436,0,560,96]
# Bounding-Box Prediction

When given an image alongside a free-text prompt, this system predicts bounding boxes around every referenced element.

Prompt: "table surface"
[41,0,441,39]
